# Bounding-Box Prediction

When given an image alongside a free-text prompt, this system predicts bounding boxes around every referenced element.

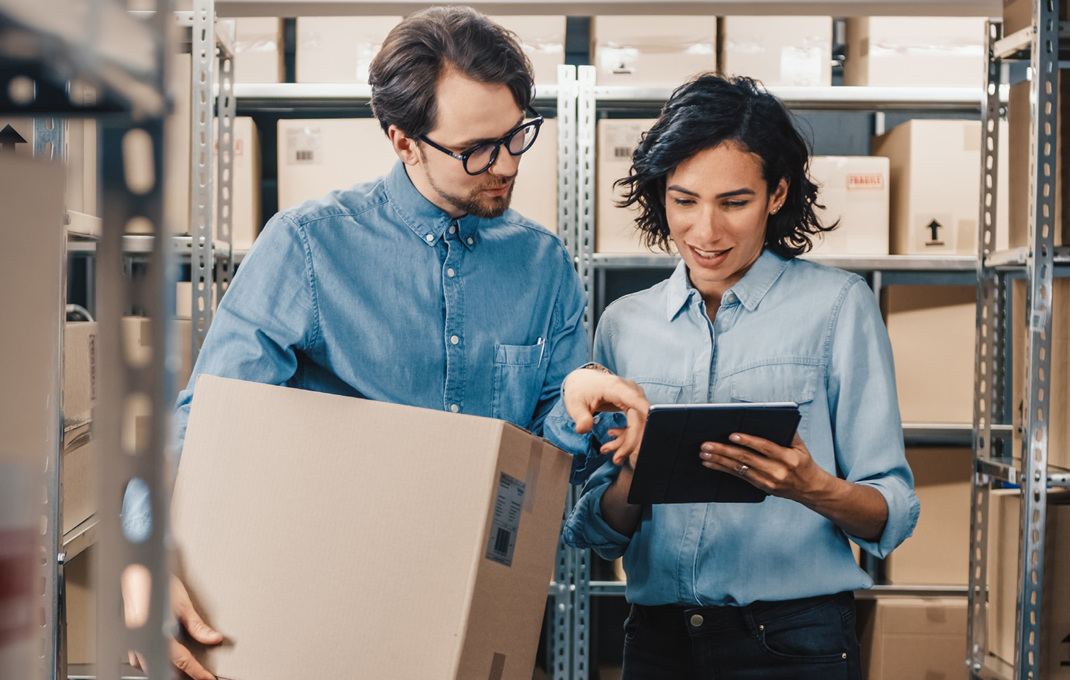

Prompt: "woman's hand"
[562,367,650,466]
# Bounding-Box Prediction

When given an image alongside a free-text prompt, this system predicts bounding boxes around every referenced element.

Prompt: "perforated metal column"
[215,41,235,301]
[190,0,215,365]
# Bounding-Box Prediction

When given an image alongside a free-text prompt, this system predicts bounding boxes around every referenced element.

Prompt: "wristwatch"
[581,362,613,375]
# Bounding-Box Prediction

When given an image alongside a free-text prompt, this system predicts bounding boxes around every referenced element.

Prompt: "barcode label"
[287,127,322,165]
[486,472,525,567]
[295,149,315,162]
[614,147,631,158]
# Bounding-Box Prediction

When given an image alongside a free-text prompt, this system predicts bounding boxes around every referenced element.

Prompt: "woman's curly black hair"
[616,73,835,258]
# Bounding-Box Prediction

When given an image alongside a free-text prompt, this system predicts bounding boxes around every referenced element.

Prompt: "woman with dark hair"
[548,74,919,679]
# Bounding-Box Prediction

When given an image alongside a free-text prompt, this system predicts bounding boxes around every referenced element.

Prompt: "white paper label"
[485,472,525,567]
[286,126,321,165]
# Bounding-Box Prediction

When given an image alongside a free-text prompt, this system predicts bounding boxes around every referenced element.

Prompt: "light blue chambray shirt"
[123,160,587,535]
[544,250,920,607]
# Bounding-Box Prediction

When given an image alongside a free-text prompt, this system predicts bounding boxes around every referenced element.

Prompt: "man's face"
[408,70,526,219]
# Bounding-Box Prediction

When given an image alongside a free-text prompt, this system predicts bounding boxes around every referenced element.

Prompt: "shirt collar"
[383,160,480,250]
[664,249,790,321]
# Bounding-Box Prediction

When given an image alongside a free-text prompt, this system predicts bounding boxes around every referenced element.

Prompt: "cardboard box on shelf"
[64,322,98,426]
[510,118,557,234]
[1004,0,1070,36]
[591,16,718,87]
[171,376,572,680]
[62,432,95,535]
[176,282,219,320]
[987,490,1070,676]
[719,16,832,87]
[213,116,262,250]
[807,156,890,256]
[883,448,972,585]
[277,118,398,211]
[844,17,988,88]
[1011,278,1070,471]
[872,119,1010,255]
[596,119,659,254]
[65,547,96,665]
[232,18,284,83]
[856,596,968,680]
[121,317,193,400]
[882,285,975,424]
[1007,79,1070,249]
[490,16,565,87]
[296,17,402,84]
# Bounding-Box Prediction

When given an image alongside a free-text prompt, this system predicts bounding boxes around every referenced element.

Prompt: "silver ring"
[738,464,749,477]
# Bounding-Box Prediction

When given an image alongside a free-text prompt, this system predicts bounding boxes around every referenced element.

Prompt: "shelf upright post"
[215,39,235,303]
[191,0,216,365]
[967,18,1006,678]
[93,2,175,678]
[1013,1,1060,678]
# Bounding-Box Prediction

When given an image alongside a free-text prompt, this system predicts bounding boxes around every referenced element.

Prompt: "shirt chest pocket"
[728,363,819,444]
[492,342,545,428]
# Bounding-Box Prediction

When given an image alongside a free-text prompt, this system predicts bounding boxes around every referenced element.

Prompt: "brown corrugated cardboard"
[719,17,832,87]
[490,16,566,86]
[121,317,193,400]
[1004,0,1070,36]
[64,547,95,665]
[596,119,659,254]
[844,17,988,88]
[857,596,968,680]
[882,285,975,424]
[171,376,572,680]
[63,322,97,426]
[510,118,557,234]
[592,16,718,87]
[175,282,219,320]
[808,156,890,255]
[233,18,283,83]
[62,433,95,535]
[277,118,398,211]
[1011,278,1070,471]
[884,448,971,585]
[987,490,1070,676]
[213,116,262,250]
[872,119,1010,255]
[1007,79,1070,249]
[295,17,402,84]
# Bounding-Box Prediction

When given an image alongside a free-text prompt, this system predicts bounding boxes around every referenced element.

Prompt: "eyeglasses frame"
[417,105,544,176]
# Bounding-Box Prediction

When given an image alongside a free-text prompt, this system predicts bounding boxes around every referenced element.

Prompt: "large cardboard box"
[872,119,1010,255]
[1007,79,1070,249]
[719,17,832,87]
[592,16,718,87]
[1004,0,1070,36]
[171,376,571,680]
[213,116,262,250]
[510,118,557,234]
[596,119,658,254]
[232,18,283,83]
[490,16,566,86]
[121,317,193,400]
[844,17,988,88]
[1011,278,1070,471]
[296,17,402,84]
[64,547,95,665]
[808,156,890,256]
[884,448,972,585]
[987,490,1070,676]
[882,285,976,424]
[62,432,95,535]
[277,118,398,211]
[857,596,968,680]
[63,322,98,426]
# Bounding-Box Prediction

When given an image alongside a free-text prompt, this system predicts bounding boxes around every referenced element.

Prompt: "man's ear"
[388,125,420,166]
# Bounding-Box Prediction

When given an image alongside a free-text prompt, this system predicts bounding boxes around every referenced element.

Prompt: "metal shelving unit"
[967,7,1070,680]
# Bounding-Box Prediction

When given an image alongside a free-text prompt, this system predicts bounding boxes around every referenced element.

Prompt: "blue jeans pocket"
[756,597,850,663]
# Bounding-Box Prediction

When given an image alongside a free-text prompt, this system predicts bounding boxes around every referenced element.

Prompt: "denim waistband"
[635,591,853,634]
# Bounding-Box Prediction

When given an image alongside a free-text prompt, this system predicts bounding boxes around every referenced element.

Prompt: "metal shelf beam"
[589,582,971,598]
[975,456,1070,487]
[67,235,231,259]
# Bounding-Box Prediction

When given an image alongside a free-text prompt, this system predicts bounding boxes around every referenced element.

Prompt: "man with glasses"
[122,7,648,679]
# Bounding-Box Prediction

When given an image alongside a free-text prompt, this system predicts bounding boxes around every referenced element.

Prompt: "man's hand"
[122,569,223,680]
[561,366,650,467]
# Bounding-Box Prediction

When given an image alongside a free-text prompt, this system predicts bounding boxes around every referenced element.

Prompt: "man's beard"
[425,170,515,219]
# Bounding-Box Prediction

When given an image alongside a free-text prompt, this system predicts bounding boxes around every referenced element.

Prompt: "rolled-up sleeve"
[827,279,920,558]
[561,459,633,558]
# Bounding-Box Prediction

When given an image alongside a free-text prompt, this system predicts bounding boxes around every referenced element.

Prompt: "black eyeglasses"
[418,106,544,176]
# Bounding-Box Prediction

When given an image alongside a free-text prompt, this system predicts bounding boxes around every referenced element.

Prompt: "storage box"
[62,432,95,535]
[121,317,193,400]
[719,17,832,87]
[171,376,571,680]
[232,18,283,83]
[213,116,262,250]
[296,17,402,84]
[1004,0,1070,36]
[277,118,398,211]
[987,490,1070,676]
[883,448,972,585]
[882,285,976,424]
[1007,79,1070,249]
[1011,278,1070,471]
[872,119,1010,255]
[596,119,658,254]
[175,282,219,320]
[807,156,890,255]
[490,16,565,86]
[592,16,718,87]
[509,118,557,234]
[856,596,968,680]
[844,17,988,88]
[64,547,96,665]
[63,322,98,426]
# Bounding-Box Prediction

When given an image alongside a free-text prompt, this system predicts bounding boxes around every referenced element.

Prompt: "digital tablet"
[626,402,801,505]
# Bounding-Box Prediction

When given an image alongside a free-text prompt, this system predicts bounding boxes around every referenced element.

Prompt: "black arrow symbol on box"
[927,219,942,241]
[0,124,27,154]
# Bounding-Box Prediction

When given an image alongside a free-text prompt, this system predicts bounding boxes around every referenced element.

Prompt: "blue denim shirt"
[544,250,920,607]
[123,160,587,536]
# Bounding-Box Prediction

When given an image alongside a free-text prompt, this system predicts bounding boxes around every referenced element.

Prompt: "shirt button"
[450,404,459,413]
[425,234,434,243]
[447,268,455,278]
[449,225,457,234]
[450,335,459,345]
[467,237,474,245]
[690,614,704,628]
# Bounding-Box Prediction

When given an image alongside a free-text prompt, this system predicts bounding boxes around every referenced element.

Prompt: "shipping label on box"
[592,16,717,87]
[808,156,889,256]
[64,322,98,427]
[171,376,571,680]
[720,17,832,87]
[296,17,402,84]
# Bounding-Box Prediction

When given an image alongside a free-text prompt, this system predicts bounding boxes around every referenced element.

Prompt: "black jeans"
[621,591,862,680]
